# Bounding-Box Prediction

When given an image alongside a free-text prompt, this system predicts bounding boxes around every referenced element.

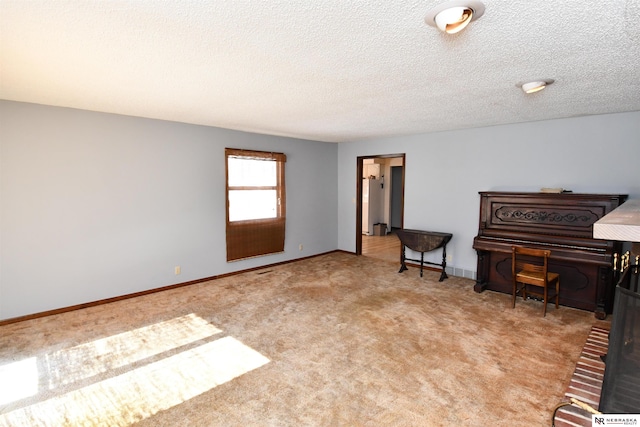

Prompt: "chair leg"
[512,281,517,308]
[555,279,560,309]
[543,286,548,317]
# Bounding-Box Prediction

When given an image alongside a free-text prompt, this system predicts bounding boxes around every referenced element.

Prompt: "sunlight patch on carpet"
[0,357,38,405]
[0,336,270,426]
[43,313,223,388]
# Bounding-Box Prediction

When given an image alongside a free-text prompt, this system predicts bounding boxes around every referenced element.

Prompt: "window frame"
[225,148,286,261]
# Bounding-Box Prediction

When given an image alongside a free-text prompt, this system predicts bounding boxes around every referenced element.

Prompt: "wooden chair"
[511,246,560,317]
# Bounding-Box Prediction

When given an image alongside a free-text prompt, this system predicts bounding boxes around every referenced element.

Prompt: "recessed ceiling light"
[425,1,485,34]
[518,79,555,94]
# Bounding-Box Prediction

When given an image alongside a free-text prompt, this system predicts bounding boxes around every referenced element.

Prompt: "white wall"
[338,112,640,275]
[0,101,338,320]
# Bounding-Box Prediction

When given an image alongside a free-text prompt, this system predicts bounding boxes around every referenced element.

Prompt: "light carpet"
[0,252,604,426]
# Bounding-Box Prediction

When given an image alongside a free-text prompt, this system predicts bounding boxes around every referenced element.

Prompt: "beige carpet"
[0,252,604,426]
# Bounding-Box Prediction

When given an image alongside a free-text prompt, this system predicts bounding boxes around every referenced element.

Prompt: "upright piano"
[472,191,627,318]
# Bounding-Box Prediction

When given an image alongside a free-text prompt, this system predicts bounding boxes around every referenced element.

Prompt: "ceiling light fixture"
[425,1,485,34]
[518,79,555,94]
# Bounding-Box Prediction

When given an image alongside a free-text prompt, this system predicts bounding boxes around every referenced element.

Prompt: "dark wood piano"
[472,191,627,318]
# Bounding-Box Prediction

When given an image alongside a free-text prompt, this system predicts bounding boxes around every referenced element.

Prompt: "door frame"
[356,153,405,255]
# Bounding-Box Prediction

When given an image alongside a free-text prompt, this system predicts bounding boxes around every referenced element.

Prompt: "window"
[225,148,286,261]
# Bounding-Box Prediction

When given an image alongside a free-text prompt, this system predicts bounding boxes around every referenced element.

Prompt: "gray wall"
[338,111,640,277]
[0,101,338,320]
[2,100,639,321]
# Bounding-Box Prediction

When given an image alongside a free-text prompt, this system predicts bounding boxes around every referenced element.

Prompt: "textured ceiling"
[1,1,639,143]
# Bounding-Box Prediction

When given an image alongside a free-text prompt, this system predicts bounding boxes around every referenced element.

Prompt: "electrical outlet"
[446,255,453,263]
[299,244,303,251]
[175,266,181,275]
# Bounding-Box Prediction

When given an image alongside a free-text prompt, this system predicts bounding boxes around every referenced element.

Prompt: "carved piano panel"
[473,192,627,318]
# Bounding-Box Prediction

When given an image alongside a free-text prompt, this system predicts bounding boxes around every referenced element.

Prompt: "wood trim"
[0,250,342,327]
[225,148,287,162]
[356,158,363,255]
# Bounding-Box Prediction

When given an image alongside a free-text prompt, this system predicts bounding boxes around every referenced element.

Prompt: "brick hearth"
[553,325,609,427]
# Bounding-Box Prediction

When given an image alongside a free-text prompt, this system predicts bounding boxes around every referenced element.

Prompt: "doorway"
[356,154,405,258]
[390,166,403,231]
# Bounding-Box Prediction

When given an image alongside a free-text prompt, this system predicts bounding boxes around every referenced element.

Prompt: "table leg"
[439,244,449,282]
[398,245,408,273]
